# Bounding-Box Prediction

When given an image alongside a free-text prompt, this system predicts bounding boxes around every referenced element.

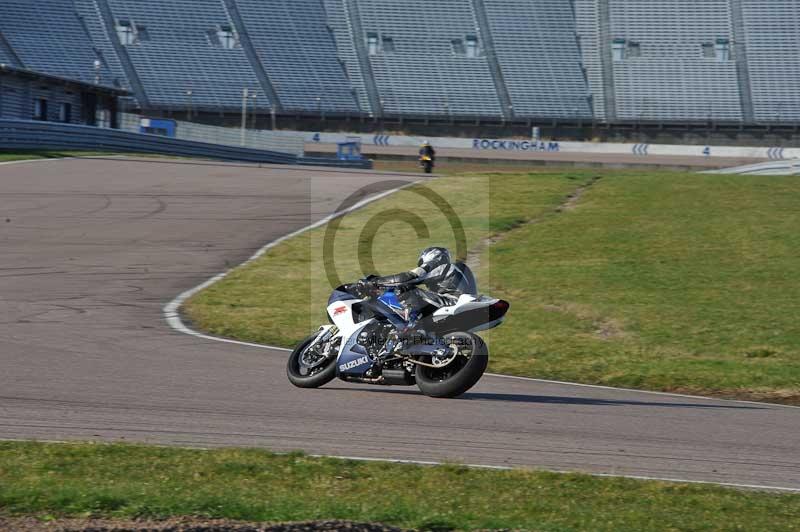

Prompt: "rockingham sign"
[278,129,793,160]
[472,138,560,152]
[296,131,562,152]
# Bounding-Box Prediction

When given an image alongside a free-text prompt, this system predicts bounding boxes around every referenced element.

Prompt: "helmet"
[418,247,451,270]
[422,140,430,146]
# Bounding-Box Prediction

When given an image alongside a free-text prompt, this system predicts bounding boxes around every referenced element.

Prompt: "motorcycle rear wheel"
[415,332,488,398]
[287,333,337,389]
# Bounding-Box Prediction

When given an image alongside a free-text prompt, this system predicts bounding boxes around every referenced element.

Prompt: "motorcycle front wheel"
[287,333,337,389]
[415,332,488,398]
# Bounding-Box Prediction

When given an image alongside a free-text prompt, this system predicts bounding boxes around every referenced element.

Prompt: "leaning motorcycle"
[287,268,509,398]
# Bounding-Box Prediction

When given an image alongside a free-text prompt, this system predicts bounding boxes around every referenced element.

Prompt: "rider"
[419,140,436,162]
[361,247,476,300]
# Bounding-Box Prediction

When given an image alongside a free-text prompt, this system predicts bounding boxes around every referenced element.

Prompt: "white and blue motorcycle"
[287,264,509,398]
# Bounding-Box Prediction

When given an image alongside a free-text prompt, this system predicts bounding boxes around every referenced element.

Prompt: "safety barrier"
[0,119,372,168]
[119,114,306,156]
[704,159,800,176]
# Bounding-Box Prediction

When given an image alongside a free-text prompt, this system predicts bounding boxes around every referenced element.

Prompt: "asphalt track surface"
[1,157,798,492]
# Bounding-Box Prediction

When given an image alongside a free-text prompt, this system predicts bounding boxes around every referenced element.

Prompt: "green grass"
[185,169,800,404]
[185,171,579,346]
[2,441,799,531]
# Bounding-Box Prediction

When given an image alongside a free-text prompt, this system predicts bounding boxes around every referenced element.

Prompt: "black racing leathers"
[370,262,476,297]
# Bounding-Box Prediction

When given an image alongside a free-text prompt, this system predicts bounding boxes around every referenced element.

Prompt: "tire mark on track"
[85,194,112,216]
[133,197,167,220]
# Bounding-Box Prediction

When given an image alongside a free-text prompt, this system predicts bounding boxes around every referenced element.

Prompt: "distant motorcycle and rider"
[419,141,436,173]
[287,247,510,398]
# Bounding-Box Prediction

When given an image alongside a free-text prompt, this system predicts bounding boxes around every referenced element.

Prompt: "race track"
[1,157,798,491]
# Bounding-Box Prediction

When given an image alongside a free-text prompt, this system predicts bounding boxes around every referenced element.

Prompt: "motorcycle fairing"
[432,294,495,319]
[378,289,404,314]
[326,297,379,377]
[430,294,508,333]
[335,320,377,377]
[327,299,361,329]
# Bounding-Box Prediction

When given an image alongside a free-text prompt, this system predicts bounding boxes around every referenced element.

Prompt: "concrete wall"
[295,129,795,160]
[120,113,305,156]
[113,113,796,161]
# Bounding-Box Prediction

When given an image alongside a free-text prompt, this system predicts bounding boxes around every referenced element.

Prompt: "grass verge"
[2,441,799,531]
[184,169,800,404]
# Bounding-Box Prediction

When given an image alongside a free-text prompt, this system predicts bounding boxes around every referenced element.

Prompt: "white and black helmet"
[418,246,451,271]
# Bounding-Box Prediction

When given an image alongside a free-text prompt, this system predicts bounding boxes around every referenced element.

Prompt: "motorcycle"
[420,154,434,174]
[287,266,510,398]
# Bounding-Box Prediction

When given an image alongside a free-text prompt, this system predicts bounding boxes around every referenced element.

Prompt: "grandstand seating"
[0,0,797,124]
[0,0,111,84]
[606,0,743,122]
[74,0,131,90]
[322,0,374,114]
[0,34,23,68]
[353,0,502,117]
[484,0,592,119]
[574,0,607,120]
[234,0,359,113]
[741,1,800,122]
[104,0,269,110]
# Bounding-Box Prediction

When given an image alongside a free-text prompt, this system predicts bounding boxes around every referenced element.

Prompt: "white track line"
[6,156,798,491]
[163,181,418,345]
[8,155,793,413]
[317,454,800,493]
[9,155,785,491]
[161,171,800,411]
[10,157,798,490]
[484,373,800,410]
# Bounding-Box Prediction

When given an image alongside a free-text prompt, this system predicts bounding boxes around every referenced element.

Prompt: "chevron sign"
[767,147,786,160]
[373,134,390,146]
[632,143,649,156]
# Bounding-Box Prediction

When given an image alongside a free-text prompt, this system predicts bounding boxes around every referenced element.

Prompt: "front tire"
[287,333,337,389]
[416,333,488,398]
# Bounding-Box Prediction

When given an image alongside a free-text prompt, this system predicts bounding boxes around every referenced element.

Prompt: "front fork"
[309,325,339,357]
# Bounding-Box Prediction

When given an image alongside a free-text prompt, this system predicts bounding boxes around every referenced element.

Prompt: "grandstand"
[348,0,502,118]
[104,0,268,111]
[0,0,798,128]
[0,0,111,84]
[742,1,800,122]
[485,0,592,119]
[74,0,132,91]
[605,0,743,122]
[234,0,359,113]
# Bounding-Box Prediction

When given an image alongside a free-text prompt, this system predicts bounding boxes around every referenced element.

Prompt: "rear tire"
[416,333,488,398]
[287,333,337,389]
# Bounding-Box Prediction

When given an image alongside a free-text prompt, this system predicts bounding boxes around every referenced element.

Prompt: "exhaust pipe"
[381,368,415,386]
